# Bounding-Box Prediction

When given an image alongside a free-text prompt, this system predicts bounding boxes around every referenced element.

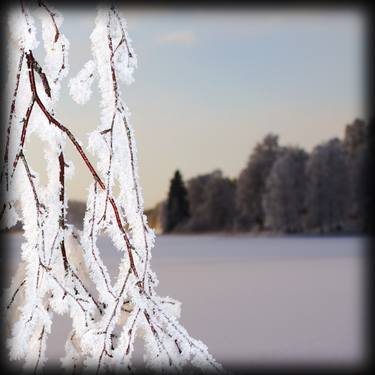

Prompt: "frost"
[2,3,223,373]
[8,5,39,51]
[69,60,96,105]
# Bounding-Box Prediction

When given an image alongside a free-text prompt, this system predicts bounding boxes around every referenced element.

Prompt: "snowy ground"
[2,233,366,369]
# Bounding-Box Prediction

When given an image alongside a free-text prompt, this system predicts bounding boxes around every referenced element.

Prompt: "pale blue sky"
[29,7,366,208]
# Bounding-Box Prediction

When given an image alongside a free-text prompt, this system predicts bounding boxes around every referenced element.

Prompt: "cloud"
[156,31,196,46]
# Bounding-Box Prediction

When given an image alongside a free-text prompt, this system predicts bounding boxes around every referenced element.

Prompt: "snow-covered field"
[2,233,366,368]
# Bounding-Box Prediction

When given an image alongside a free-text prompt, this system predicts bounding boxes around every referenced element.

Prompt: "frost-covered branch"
[3,2,223,373]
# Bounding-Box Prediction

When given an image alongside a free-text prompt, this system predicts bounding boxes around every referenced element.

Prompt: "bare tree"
[1,2,222,373]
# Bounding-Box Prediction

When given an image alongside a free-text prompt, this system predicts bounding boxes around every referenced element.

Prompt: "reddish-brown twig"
[1,48,25,190]
[59,151,68,272]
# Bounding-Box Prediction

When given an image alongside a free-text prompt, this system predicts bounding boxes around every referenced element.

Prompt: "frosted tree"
[186,171,236,232]
[262,147,308,233]
[1,2,223,373]
[235,134,281,230]
[343,118,368,230]
[304,138,349,233]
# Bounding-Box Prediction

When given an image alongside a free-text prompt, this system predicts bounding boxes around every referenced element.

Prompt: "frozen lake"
[1,233,366,369]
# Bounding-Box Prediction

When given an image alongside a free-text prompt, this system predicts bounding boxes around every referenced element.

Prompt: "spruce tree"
[165,170,190,232]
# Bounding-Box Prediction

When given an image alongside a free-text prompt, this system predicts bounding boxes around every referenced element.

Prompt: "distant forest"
[147,118,372,234]
[3,118,371,235]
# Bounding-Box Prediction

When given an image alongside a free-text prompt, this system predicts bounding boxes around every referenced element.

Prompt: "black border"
[0,1,373,374]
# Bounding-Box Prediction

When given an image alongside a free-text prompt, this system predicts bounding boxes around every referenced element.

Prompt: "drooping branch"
[25,50,139,279]
[20,151,47,262]
[38,0,60,43]
[89,181,117,299]
[34,325,46,374]
[0,48,25,190]
[4,4,223,372]
[105,10,150,285]
[96,267,132,374]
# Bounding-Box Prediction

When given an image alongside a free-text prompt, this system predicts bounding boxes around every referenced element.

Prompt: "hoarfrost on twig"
[2,2,223,373]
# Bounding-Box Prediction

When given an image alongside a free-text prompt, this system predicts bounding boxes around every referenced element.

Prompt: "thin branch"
[33,325,45,374]
[59,151,68,272]
[105,13,149,285]
[90,182,116,299]
[1,48,25,190]
[38,1,60,43]
[20,152,43,215]
[21,152,47,262]
[32,59,51,98]
[125,308,140,356]
[10,97,35,179]
[96,267,132,373]
[6,279,26,310]
[143,310,174,368]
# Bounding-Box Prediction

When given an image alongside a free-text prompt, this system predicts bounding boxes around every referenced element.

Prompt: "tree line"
[147,118,372,234]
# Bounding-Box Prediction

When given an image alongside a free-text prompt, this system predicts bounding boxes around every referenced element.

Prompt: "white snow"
[2,233,366,368]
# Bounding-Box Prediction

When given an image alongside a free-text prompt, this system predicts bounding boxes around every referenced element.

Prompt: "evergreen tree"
[165,170,190,232]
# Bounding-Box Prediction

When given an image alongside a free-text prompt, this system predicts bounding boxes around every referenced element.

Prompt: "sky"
[25,6,366,209]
